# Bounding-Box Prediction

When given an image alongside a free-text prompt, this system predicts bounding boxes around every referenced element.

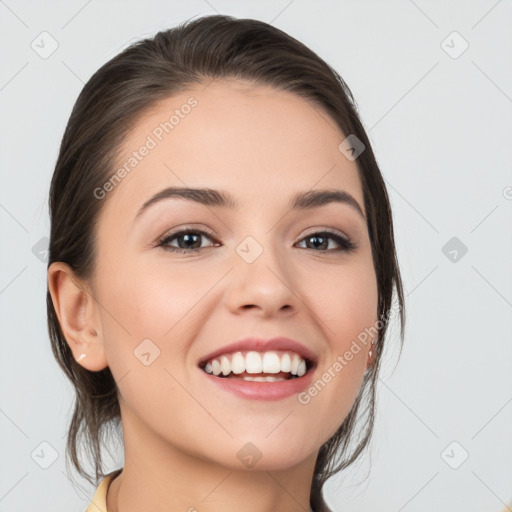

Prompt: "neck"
[107,407,317,512]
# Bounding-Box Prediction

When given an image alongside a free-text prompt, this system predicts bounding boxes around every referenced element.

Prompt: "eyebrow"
[135,186,366,220]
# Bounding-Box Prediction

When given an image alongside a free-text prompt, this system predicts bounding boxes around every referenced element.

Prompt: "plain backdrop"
[1,1,511,511]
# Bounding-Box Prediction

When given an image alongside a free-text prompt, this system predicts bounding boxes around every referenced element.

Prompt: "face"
[85,78,378,471]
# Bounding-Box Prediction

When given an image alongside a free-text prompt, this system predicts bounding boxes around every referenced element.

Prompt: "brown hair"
[47,14,406,511]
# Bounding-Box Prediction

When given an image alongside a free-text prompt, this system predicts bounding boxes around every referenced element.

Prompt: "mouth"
[198,350,316,382]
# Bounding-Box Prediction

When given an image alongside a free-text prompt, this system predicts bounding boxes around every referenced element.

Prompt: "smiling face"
[86,78,379,471]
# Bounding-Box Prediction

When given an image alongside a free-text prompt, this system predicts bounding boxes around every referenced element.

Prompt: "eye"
[157,227,357,255]
[296,230,357,253]
[157,228,219,254]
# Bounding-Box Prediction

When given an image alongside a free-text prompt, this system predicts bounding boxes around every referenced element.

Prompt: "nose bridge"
[226,229,298,313]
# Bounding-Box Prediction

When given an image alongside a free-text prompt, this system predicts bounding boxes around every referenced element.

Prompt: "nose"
[223,237,299,318]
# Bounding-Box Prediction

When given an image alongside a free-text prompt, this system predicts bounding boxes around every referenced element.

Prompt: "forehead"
[103,78,364,218]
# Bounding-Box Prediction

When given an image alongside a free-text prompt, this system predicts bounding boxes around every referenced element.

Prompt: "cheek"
[300,260,377,433]
[101,259,204,337]
[98,257,219,382]
[96,266,197,419]
[311,257,378,348]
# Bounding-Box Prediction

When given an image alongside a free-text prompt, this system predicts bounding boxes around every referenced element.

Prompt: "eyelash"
[156,227,358,254]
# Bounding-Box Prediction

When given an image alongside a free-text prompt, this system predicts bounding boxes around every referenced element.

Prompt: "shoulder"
[85,469,123,512]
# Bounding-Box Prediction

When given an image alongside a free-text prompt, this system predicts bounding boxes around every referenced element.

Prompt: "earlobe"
[366,341,376,369]
[47,262,109,372]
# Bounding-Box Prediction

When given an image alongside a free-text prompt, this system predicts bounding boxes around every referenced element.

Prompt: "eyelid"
[297,228,358,252]
[300,226,350,239]
[159,224,217,240]
[157,225,349,243]
[156,224,358,254]
[158,224,351,239]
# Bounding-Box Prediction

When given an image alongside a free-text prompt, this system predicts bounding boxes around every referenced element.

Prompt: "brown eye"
[296,231,357,252]
[157,228,218,254]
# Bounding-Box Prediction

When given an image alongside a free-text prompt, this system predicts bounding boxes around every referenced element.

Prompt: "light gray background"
[1,1,511,511]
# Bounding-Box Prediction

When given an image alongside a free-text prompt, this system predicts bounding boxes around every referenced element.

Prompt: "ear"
[366,341,376,369]
[48,261,108,372]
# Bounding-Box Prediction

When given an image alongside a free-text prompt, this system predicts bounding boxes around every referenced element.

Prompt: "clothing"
[85,469,314,512]
[85,469,122,512]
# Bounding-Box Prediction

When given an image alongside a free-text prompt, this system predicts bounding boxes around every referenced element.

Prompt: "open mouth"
[199,350,314,382]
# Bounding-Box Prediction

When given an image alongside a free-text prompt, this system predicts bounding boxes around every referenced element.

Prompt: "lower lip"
[200,368,315,401]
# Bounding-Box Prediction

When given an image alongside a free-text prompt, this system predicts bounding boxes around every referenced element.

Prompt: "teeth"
[245,351,263,373]
[281,353,292,373]
[202,350,309,378]
[290,353,301,375]
[262,352,281,373]
[211,359,222,376]
[297,359,307,377]
[231,352,245,374]
[242,375,287,382]
[220,355,231,376]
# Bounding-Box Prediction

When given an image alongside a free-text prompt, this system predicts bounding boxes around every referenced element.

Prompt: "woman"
[47,14,406,512]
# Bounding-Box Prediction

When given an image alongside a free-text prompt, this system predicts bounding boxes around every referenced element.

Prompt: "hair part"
[47,14,406,512]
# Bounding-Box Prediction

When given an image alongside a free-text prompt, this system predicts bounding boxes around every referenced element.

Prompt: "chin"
[202,436,317,472]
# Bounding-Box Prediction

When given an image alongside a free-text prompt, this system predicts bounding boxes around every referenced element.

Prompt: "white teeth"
[212,359,222,376]
[242,375,287,382]
[245,351,263,373]
[231,352,245,374]
[290,353,301,375]
[202,350,309,378]
[220,355,231,376]
[262,351,281,373]
[280,353,292,373]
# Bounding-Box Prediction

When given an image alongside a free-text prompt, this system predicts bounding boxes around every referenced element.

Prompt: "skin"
[48,78,379,512]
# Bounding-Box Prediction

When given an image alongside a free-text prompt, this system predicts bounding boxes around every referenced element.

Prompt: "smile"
[200,350,310,380]
[199,349,316,401]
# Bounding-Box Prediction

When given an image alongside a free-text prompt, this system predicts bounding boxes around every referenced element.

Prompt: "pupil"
[309,235,326,250]
[181,233,199,249]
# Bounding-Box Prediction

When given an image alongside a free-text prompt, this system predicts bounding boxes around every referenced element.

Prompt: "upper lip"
[198,337,318,368]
